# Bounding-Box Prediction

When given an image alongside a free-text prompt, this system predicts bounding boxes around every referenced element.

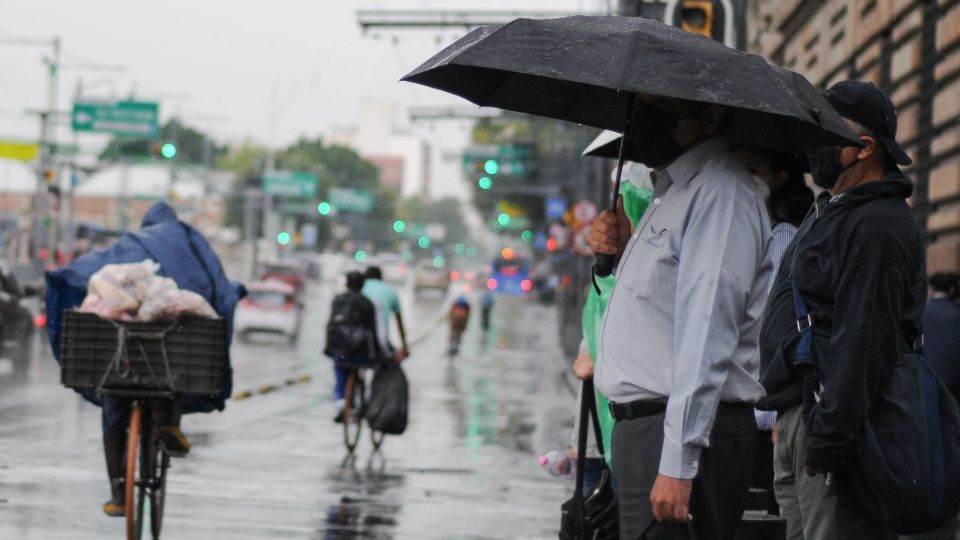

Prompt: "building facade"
[750,0,960,271]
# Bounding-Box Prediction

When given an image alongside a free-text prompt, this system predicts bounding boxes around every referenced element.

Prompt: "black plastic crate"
[60,311,227,396]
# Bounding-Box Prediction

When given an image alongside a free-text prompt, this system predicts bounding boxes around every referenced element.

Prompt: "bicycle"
[107,389,176,540]
[341,367,385,455]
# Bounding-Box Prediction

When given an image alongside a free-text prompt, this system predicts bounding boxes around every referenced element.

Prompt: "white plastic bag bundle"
[87,260,160,314]
[138,280,218,321]
[79,259,219,321]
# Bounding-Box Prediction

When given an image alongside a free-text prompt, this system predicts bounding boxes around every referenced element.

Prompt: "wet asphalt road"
[0,277,577,539]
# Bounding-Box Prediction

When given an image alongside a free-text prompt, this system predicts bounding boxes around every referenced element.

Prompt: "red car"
[260,260,306,294]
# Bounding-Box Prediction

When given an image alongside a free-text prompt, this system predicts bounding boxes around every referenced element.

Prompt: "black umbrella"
[402,15,859,275]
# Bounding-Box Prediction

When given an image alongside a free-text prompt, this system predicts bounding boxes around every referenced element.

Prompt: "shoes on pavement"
[103,478,124,517]
[158,426,191,456]
[334,408,345,424]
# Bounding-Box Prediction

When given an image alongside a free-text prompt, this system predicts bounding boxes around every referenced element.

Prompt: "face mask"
[629,106,687,167]
[806,147,858,190]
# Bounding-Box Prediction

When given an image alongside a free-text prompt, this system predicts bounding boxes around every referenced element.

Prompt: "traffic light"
[497,213,511,227]
[277,231,291,245]
[484,159,499,175]
[393,220,406,234]
[680,0,714,39]
[317,201,332,216]
[477,176,493,190]
[151,142,177,159]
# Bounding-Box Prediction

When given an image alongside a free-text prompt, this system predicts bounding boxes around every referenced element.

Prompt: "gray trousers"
[773,405,895,540]
[612,403,755,540]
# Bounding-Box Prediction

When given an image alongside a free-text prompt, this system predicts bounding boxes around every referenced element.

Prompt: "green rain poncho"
[581,180,652,467]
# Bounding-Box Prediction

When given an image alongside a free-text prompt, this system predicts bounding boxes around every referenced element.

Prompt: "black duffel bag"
[559,379,618,540]
[366,362,409,435]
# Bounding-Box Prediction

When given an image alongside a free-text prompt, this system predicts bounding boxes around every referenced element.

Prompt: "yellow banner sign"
[0,141,39,161]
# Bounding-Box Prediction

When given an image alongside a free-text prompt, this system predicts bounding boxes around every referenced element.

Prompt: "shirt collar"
[655,137,729,188]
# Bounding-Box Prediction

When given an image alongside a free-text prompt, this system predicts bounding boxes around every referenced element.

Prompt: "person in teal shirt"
[362,266,409,361]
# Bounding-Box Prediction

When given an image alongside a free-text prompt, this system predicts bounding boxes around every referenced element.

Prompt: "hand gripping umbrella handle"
[594,98,634,278]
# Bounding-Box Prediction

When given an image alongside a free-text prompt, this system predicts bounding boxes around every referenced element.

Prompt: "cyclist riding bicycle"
[325,272,381,422]
[45,202,244,517]
[448,296,471,356]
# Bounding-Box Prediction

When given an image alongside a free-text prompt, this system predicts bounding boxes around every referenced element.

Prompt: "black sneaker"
[333,408,345,424]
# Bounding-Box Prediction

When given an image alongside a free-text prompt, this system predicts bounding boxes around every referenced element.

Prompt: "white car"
[414,259,449,292]
[373,253,411,284]
[234,281,301,341]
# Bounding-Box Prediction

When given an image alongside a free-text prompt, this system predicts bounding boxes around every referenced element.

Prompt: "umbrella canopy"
[582,130,623,159]
[403,16,859,153]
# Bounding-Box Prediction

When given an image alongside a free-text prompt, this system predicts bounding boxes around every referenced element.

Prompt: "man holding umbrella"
[401,16,862,538]
[587,96,771,538]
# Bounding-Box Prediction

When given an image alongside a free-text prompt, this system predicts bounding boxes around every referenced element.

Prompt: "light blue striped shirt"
[596,138,771,479]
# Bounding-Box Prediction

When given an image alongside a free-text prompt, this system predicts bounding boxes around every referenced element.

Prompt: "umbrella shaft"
[611,95,635,210]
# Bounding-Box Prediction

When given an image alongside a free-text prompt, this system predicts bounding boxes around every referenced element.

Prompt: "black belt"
[609,399,751,421]
[609,399,666,421]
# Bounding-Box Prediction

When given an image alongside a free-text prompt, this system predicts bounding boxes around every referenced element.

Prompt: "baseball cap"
[824,80,912,166]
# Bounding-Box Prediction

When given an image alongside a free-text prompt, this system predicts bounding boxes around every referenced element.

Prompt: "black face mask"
[806,146,858,190]
[629,106,688,167]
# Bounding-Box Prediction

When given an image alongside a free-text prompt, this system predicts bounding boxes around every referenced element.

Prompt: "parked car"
[373,253,411,284]
[259,260,306,294]
[414,259,449,292]
[233,281,301,341]
[0,259,39,372]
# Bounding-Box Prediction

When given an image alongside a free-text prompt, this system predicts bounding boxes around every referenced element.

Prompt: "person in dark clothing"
[924,273,960,404]
[325,271,380,422]
[757,81,924,539]
[907,275,960,540]
[46,202,244,517]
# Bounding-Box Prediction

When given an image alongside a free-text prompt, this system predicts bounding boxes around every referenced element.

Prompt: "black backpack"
[324,293,373,358]
[792,279,960,534]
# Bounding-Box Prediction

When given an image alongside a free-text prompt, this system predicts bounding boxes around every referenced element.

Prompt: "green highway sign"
[329,187,373,213]
[72,100,159,138]
[263,171,318,198]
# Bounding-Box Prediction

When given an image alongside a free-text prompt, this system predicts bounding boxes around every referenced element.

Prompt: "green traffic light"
[521,230,533,242]
[393,220,406,234]
[317,202,331,215]
[454,243,466,255]
[277,231,291,245]
[478,176,492,190]
[466,246,478,258]
[418,236,431,249]
[484,159,499,175]
[355,250,367,262]
[432,256,445,268]
[160,143,177,159]
[497,213,511,227]
[400,250,413,263]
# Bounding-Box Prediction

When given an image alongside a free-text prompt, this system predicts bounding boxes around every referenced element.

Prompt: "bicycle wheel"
[371,429,385,451]
[125,404,145,540]
[150,451,169,539]
[342,371,365,453]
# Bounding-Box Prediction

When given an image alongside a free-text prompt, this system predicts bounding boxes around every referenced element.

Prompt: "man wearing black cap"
[757,80,924,539]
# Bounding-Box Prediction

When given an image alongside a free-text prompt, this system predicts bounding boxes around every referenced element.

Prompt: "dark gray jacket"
[757,171,926,472]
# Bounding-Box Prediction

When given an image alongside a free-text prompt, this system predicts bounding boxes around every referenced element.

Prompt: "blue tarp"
[45,202,245,413]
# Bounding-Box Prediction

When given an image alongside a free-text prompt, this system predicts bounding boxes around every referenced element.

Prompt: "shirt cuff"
[658,439,702,479]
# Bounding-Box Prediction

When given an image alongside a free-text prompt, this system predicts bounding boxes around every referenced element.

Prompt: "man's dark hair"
[346,271,366,292]
[768,170,814,227]
[365,266,383,280]
[929,272,959,294]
